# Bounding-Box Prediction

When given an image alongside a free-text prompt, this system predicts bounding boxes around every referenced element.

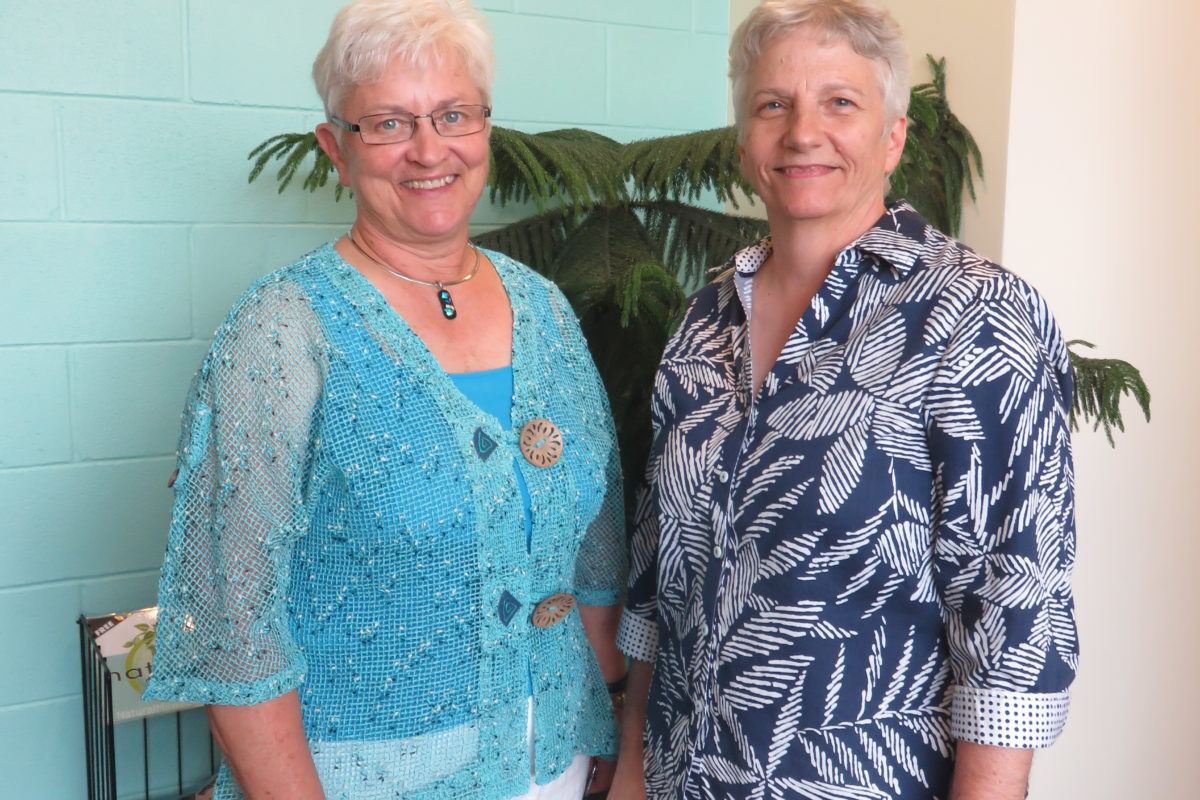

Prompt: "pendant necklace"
[345,231,480,320]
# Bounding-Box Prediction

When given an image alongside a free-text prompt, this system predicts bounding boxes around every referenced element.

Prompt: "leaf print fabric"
[617,203,1078,799]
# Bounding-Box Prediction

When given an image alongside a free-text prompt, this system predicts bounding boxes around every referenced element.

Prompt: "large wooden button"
[531,593,576,628]
[519,418,563,468]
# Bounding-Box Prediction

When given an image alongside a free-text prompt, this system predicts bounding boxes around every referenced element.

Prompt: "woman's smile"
[775,164,838,178]
[400,174,459,190]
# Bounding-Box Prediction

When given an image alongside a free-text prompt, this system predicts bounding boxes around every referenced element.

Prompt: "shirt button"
[711,545,722,558]
[716,469,729,483]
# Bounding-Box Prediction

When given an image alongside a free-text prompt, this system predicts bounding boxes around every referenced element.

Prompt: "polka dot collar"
[725,200,929,280]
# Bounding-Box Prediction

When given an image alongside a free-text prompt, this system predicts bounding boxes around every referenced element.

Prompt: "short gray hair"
[730,0,910,126]
[313,0,495,119]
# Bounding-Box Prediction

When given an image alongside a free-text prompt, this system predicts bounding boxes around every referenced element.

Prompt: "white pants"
[309,699,588,799]
[509,753,590,800]
[508,698,590,800]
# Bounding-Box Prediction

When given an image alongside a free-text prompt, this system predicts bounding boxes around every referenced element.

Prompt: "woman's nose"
[406,118,447,163]
[783,105,822,150]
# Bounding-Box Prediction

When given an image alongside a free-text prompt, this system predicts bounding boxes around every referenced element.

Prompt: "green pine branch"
[548,206,657,296]
[471,208,574,275]
[890,56,983,236]
[1067,340,1152,446]
[488,127,625,214]
[248,132,346,200]
[636,200,769,288]
[623,127,756,207]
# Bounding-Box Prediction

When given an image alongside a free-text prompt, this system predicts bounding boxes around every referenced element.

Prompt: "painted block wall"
[0,1,730,796]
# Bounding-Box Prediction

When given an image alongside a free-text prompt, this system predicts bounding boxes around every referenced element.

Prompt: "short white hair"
[313,0,495,119]
[730,0,910,126]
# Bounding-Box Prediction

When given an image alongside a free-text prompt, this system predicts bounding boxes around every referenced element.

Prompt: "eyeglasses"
[329,104,492,144]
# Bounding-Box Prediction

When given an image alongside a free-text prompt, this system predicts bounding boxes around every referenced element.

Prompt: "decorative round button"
[531,593,576,628]
[519,418,563,468]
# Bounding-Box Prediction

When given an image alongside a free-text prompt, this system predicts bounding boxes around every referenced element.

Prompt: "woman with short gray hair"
[611,1,1077,798]
[728,0,911,125]
[145,1,627,798]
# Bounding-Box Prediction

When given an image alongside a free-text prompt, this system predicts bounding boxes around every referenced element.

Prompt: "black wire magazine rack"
[78,612,217,800]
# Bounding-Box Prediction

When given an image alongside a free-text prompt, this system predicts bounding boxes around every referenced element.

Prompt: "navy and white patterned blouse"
[616,203,1078,799]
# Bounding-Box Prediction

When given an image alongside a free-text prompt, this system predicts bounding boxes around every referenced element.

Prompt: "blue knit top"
[449,366,533,549]
[144,244,626,800]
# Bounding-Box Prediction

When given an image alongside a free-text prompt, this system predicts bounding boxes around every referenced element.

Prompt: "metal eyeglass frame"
[329,105,492,144]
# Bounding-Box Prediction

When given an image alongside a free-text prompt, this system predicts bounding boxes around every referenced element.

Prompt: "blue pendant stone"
[437,288,457,319]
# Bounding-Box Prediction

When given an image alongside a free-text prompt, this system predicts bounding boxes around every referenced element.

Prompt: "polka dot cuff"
[616,610,658,663]
[951,685,1071,749]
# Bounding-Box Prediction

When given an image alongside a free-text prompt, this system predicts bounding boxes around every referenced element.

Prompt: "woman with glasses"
[144,2,627,798]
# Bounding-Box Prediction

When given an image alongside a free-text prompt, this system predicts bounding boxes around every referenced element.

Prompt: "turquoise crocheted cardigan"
[144,244,627,800]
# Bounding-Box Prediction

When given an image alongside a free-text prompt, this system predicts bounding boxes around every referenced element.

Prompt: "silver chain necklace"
[346,231,480,321]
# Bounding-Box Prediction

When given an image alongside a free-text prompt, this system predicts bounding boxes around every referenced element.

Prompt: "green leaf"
[637,200,769,289]
[887,54,985,235]
[473,208,574,275]
[488,127,624,214]
[1067,340,1151,446]
[247,131,348,201]
[623,127,755,207]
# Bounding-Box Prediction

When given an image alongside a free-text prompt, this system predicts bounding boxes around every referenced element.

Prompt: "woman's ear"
[315,123,351,188]
[883,115,908,174]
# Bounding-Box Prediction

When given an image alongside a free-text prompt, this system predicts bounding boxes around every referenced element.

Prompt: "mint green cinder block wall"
[0,1,730,796]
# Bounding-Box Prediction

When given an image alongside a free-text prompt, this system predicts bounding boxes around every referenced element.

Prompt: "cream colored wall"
[1002,0,1200,797]
[728,0,1015,261]
[882,0,1014,260]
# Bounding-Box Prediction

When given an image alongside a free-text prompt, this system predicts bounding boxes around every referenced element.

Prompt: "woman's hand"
[579,604,628,797]
[606,659,653,800]
[585,757,617,797]
[207,692,325,800]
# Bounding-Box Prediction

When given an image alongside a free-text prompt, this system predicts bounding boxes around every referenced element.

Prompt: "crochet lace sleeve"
[543,283,627,607]
[144,277,327,706]
[573,431,626,607]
